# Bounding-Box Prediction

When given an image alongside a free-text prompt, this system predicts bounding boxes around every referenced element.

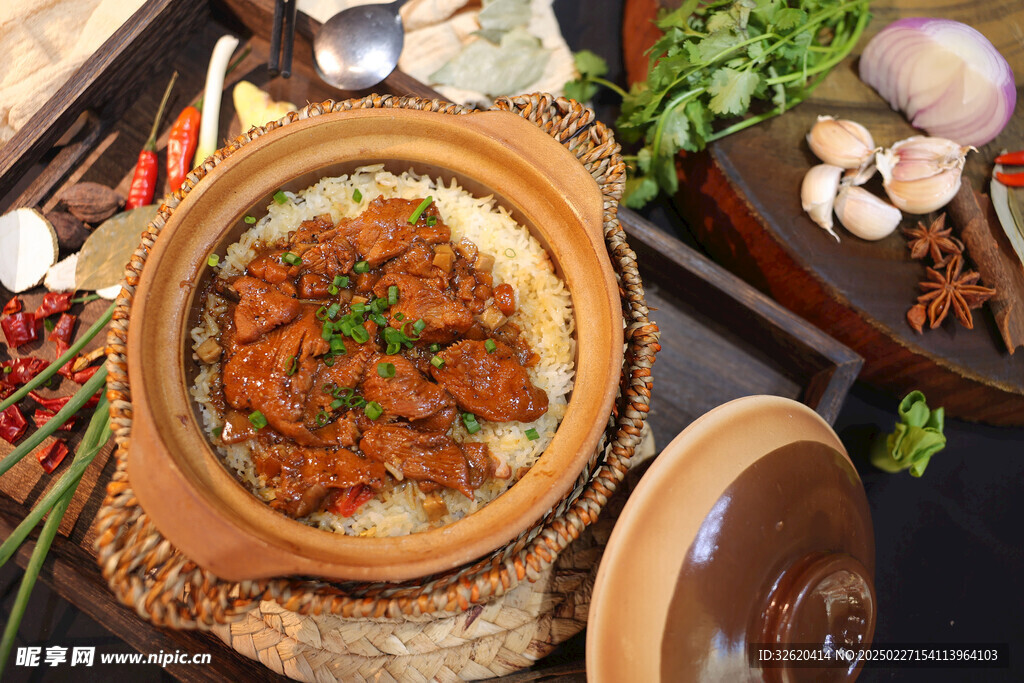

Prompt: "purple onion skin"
[859,17,1017,147]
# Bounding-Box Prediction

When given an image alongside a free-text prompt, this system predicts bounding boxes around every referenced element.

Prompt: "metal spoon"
[313,0,410,90]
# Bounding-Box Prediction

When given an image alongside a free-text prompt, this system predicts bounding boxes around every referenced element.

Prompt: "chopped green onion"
[462,412,481,434]
[273,190,288,204]
[323,382,339,395]
[429,343,440,352]
[207,254,220,267]
[430,355,444,368]
[368,298,386,314]
[365,401,383,420]
[412,318,426,335]
[286,355,299,376]
[314,410,330,427]
[351,325,370,344]
[43,318,55,332]
[525,428,540,441]
[370,313,387,327]
[248,410,268,429]
[394,312,405,321]
[244,215,256,224]
[330,398,345,410]
[281,252,302,266]
[353,189,363,202]
[333,275,349,288]
[505,248,516,258]
[354,260,370,274]
[377,362,396,378]
[485,339,497,353]
[330,337,347,354]
[339,319,355,337]
[408,196,433,224]
[386,342,401,355]
[212,426,223,439]
[323,354,336,366]
[426,215,438,226]
[316,305,328,321]
[321,322,334,340]
[351,302,366,314]
[387,285,399,305]
[326,302,341,319]
[328,284,339,296]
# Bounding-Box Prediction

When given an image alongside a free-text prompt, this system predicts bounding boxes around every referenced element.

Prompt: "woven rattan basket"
[95,93,658,677]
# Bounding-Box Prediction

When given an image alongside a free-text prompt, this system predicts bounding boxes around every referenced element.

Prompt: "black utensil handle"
[281,0,298,78]
[269,0,285,76]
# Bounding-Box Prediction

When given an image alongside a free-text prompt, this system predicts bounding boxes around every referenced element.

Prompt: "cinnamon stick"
[948,180,1024,353]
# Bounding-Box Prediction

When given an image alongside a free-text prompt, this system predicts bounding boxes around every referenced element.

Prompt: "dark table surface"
[3,1,1023,682]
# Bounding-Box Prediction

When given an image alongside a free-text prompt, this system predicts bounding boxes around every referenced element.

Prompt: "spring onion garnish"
[286,355,299,376]
[386,342,401,355]
[426,216,438,226]
[505,248,516,258]
[351,302,366,314]
[328,284,339,296]
[412,318,426,335]
[273,190,288,205]
[354,260,370,273]
[351,325,370,344]
[429,343,440,352]
[333,274,349,288]
[281,251,302,266]
[326,302,341,319]
[330,337,347,354]
[525,428,540,441]
[462,412,481,434]
[365,401,383,420]
[244,215,256,224]
[212,426,223,439]
[353,189,363,202]
[329,398,345,410]
[248,410,268,429]
[315,410,331,427]
[371,297,388,314]
[321,322,334,340]
[430,355,444,368]
[377,362,396,378]
[370,312,387,327]
[323,354,336,366]
[207,254,220,267]
[387,285,399,305]
[408,196,433,224]
[485,339,497,353]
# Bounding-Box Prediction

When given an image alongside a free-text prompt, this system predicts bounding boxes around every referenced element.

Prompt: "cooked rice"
[189,165,575,536]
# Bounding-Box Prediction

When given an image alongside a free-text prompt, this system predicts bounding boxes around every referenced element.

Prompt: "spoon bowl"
[313,1,407,91]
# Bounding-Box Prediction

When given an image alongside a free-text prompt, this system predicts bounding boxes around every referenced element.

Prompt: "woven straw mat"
[94,93,659,678]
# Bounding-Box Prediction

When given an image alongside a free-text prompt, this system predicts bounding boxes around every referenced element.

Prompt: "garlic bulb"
[876,136,972,213]
[807,116,877,169]
[801,164,843,241]
[833,185,902,241]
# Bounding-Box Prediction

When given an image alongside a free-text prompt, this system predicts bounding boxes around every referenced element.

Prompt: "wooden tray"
[0,0,859,679]
[623,0,1024,425]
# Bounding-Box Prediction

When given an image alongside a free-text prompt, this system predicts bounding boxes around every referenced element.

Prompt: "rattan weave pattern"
[95,94,658,634]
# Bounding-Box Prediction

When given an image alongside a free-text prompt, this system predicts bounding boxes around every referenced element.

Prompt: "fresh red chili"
[35,439,69,473]
[994,150,1024,166]
[3,296,22,316]
[166,104,201,192]
[0,404,28,444]
[125,72,178,210]
[995,171,1024,187]
[1,358,48,385]
[33,409,75,432]
[48,313,77,346]
[2,312,40,348]
[329,484,375,517]
[34,291,74,320]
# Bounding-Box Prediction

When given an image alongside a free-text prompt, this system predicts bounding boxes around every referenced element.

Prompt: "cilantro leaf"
[707,67,760,115]
[623,176,660,209]
[574,49,608,79]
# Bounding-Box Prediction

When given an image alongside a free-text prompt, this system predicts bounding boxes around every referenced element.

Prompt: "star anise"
[916,254,996,330]
[902,214,963,266]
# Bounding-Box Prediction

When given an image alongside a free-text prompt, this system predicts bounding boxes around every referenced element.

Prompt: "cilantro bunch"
[568,0,871,208]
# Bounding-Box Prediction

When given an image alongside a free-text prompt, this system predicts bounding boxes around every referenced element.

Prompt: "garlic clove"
[876,136,971,213]
[833,185,903,241]
[842,162,877,187]
[882,166,963,214]
[807,116,877,169]
[801,164,843,241]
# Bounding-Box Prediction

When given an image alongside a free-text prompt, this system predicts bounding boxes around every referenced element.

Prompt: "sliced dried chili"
[29,390,100,413]
[70,365,101,384]
[0,404,28,444]
[35,439,69,473]
[1,357,48,386]
[2,296,22,316]
[47,313,77,346]
[33,409,75,431]
[33,292,74,320]
[1,312,40,348]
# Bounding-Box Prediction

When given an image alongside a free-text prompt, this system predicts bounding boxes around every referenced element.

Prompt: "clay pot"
[124,106,623,582]
[588,396,876,682]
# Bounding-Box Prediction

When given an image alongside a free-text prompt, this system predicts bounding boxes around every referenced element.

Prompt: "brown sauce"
[201,197,548,519]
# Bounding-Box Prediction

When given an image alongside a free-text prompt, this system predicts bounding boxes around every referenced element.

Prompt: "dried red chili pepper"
[328,484,375,517]
[166,104,201,192]
[1,357,48,385]
[34,291,74,320]
[0,382,14,400]
[33,409,75,432]
[35,439,69,473]
[29,390,100,413]
[994,150,1024,165]
[3,296,22,316]
[70,365,101,384]
[2,312,40,347]
[48,313,77,346]
[126,72,178,209]
[995,171,1024,187]
[0,404,28,444]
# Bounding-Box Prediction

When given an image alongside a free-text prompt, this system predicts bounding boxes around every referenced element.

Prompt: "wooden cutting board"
[623,0,1024,425]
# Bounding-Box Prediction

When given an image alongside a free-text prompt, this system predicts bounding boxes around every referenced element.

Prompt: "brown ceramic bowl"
[588,396,876,682]
[124,106,623,582]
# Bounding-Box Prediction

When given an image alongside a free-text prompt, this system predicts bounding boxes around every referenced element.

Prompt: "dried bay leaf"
[430,28,550,97]
[75,205,158,291]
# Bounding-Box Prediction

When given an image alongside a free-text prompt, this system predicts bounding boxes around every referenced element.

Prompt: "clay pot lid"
[587,396,876,682]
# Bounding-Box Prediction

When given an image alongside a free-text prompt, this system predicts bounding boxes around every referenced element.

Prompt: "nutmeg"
[60,182,123,224]
[45,211,90,250]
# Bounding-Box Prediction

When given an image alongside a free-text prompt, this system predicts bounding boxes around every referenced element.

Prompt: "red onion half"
[859,18,1016,147]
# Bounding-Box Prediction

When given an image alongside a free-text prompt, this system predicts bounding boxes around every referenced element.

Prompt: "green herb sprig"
[870,391,947,477]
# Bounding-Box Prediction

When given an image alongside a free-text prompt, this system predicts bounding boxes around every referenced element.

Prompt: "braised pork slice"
[430,340,548,422]
[359,425,475,498]
[373,273,473,343]
[343,197,451,266]
[233,275,302,343]
[256,443,386,517]
[362,354,453,421]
